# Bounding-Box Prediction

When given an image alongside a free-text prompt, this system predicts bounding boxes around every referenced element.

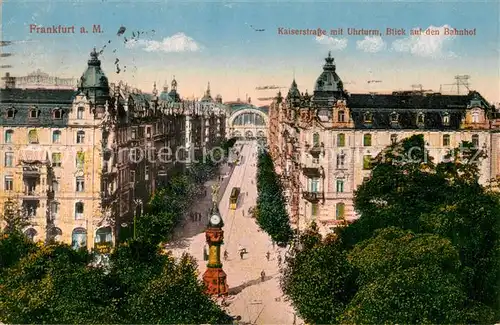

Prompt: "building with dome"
[268,52,498,236]
[226,97,269,140]
[0,49,227,250]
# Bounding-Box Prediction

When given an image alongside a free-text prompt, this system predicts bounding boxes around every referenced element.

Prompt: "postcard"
[0,1,499,324]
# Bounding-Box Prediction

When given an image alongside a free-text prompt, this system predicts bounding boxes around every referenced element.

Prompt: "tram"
[229,187,240,210]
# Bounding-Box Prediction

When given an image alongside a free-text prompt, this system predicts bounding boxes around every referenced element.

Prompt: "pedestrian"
[277,254,282,266]
[240,251,244,259]
[242,210,245,217]
[266,251,270,261]
[272,241,275,249]
[224,250,228,261]
[260,270,266,282]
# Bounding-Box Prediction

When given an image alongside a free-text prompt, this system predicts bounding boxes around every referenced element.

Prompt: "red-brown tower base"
[203,268,228,296]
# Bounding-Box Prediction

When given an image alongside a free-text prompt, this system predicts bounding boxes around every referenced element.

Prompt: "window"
[52,153,62,167]
[7,109,14,118]
[312,133,320,146]
[338,110,345,122]
[364,112,372,123]
[472,134,479,148]
[337,133,345,147]
[75,202,84,220]
[390,112,398,123]
[76,177,85,192]
[29,109,40,119]
[336,203,345,219]
[76,131,85,144]
[390,134,397,144]
[363,155,372,170]
[417,113,425,124]
[52,130,61,143]
[443,134,450,146]
[311,203,318,217]
[52,180,59,192]
[308,178,319,192]
[131,127,138,139]
[145,166,150,181]
[472,112,479,123]
[28,129,38,144]
[442,113,450,126]
[130,148,138,162]
[146,127,151,139]
[76,152,85,168]
[336,179,344,193]
[5,130,13,143]
[51,202,59,215]
[336,153,345,168]
[53,109,63,119]
[130,170,135,183]
[4,176,13,191]
[4,152,13,167]
[363,134,372,146]
[77,107,84,119]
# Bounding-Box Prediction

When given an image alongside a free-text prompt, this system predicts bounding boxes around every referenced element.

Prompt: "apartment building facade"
[0,49,227,250]
[268,52,497,235]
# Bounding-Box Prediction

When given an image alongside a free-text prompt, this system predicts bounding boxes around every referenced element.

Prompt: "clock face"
[210,214,221,225]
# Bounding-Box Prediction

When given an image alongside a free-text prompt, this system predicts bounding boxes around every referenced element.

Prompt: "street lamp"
[133,199,143,239]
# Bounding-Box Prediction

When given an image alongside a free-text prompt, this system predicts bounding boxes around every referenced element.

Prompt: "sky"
[1,0,499,105]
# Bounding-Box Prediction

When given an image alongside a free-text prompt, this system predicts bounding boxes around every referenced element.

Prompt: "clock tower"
[203,201,228,296]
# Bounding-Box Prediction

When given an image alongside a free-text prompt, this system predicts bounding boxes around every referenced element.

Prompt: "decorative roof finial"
[152,82,158,96]
[171,76,177,90]
[325,51,334,65]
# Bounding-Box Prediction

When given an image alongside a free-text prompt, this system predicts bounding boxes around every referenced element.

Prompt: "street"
[167,141,300,324]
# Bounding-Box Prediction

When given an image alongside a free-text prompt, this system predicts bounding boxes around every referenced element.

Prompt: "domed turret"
[78,48,110,105]
[312,52,345,105]
[167,76,181,102]
[287,79,301,99]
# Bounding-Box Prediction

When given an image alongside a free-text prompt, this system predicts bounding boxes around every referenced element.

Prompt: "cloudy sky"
[1,0,499,105]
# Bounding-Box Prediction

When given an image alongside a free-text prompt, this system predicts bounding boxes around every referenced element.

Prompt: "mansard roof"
[0,88,76,104]
[346,91,491,130]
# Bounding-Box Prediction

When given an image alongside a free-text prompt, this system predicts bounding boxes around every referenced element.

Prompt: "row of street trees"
[255,151,294,247]
[0,140,237,324]
[281,135,500,324]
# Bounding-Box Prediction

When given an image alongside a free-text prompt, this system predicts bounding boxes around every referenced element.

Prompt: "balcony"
[22,166,41,176]
[301,157,323,178]
[302,191,324,203]
[309,143,324,158]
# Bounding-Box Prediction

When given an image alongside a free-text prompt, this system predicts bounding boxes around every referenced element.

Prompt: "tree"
[280,135,500,324]
[0,231,37,272]
[256,151,294,246]
[340,227,471,324]
[0,238,233,324]
[1,198,30,234]
[280,223,357,324]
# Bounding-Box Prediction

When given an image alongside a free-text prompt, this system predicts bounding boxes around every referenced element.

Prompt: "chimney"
[3,72,16,89]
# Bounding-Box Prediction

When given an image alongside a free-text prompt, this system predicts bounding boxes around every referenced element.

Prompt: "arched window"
[95,226,113,244]
[29,108,40,119]
[28,129,38,144]
[50,227,62,241]
[442,113,450,126]
[363,134,372,146]
[472,112,479,123]
[7,108,15,118]
[417,113,425,124]
[24,228,37,241]
[472,134,479,147]
[363,112,372,123]
[77,107,84,119]
[53,108,63,119]
[336,203,345,219]
[312,133,320,146]
[5,129,13,143]
[76,131,85,144]
[52,130,61,143]
[72,228,87,250]
[337,133,345,147]
[390,112,399,123]
[337,110,345,122]
[75,202,84,219]
[443,134,450,146]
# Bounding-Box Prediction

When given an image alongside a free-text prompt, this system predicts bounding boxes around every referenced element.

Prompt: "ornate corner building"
[0,49,228,250]
[269,52,498,235]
